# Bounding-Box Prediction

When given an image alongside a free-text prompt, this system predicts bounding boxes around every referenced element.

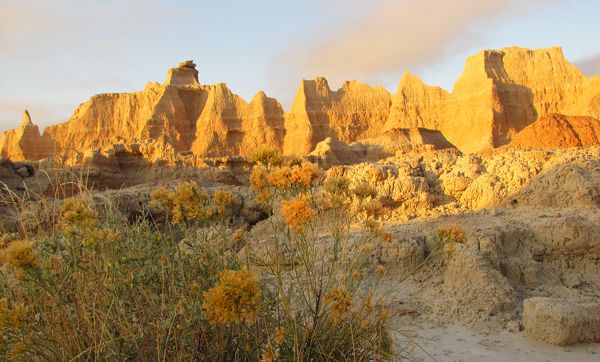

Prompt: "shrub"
[203,269,261,326]
[0,162,408,361]
[250,145,281,167]
[213,188,238,215]
[281,195,315,233]
[150,181,212,224]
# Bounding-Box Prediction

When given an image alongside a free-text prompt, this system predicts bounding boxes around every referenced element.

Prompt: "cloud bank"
[576,53,600,77]
[272,0,548,96]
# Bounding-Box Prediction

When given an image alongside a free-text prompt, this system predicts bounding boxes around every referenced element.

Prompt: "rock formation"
[0,110,56,161]
[283,78,391,155]
[386,47,600,153]
[1,46,600,162]
[509,113,600,148]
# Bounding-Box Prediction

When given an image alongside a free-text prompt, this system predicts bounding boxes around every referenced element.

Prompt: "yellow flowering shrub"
[214,188,237,214]
[172,182,212,224]
[250,164,269,192]
[149,187,174,212]
[324,288,352,322]
[203,269,261,326]
[266,166,292,189]
[2,240,37,269]
[151,182,213,224]
[59,197,98,233]
[281,195,315,233]
[266,162,322,190]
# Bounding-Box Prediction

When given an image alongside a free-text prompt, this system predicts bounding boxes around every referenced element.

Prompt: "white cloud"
[576,53,600,77]
[271,0,550,97]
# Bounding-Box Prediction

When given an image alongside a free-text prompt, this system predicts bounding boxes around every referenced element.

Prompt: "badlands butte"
[2,46,600,359]
[2,46,600,163]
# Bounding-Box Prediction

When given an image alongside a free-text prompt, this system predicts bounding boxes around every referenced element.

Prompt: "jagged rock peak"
[179,60,197,69]
[164,60,200,87]
[21,110,32,126]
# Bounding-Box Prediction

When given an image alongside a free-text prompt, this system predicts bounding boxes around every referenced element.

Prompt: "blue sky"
[1,0,599,131]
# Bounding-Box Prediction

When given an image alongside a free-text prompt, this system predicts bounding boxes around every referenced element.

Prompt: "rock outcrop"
[0,110,55,161]
[386,47,600,153]
[283,78,391,155]
[2,46,600,162]
[523,297,600,345]
[13,62,286,161]
[510,113,600,148]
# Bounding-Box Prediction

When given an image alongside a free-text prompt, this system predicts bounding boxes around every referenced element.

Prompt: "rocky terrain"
[1,46,600,360]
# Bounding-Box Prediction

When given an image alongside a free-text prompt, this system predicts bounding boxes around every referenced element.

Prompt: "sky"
[1,0,599,131]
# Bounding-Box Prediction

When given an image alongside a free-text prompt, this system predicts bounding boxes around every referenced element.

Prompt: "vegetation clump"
[0,149,412,360]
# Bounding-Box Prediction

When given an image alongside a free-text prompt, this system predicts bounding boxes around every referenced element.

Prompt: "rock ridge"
[2,46,600,162]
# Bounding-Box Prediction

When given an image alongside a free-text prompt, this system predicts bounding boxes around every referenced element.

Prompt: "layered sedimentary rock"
[3,62,285,161]
[2,46,600,162]
[386,47,600,153]
[0,110,55,161]
[510,113,600,148]
[283,78,391,155]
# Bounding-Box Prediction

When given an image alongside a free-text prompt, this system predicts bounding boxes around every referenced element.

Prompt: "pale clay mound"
[2,46,600,162]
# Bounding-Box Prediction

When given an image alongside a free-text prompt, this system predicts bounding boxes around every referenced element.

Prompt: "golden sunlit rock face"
[1,46,600,162]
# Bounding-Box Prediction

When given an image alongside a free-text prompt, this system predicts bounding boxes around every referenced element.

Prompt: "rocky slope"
[2,47,600,162]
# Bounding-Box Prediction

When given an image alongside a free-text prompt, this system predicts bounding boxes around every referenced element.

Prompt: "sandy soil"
[394,323,600,362]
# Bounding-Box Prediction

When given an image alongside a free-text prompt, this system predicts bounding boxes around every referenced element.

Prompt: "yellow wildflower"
[172,182,212,224]
[82,228,121,247]
[3,240,37,269]
[59,197,98,233]
[266,166,292,189]
[250,164,269,191]
[255,188,272,202]
[376,264,386,276]
[260,350,274,362]
[150,187,174,211]
[265,161,322,190]
[203,269,261,326]
[281,195,315,232]
[324,288,352,322]
[214,188,237,214]
[289,161,322,188]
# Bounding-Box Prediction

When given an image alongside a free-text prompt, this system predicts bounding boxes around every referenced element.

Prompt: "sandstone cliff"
[2,46,600,162]
[283,77,391,155]
[386,47,600,153]
[4,62,285,161]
